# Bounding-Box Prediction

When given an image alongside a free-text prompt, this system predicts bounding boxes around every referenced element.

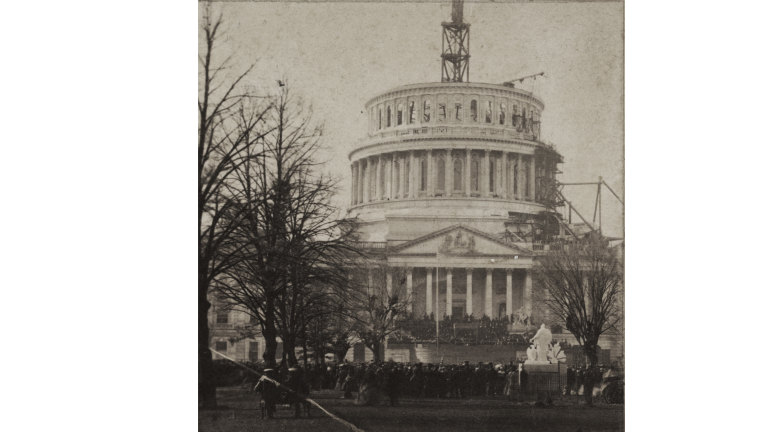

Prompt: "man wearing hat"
[286,366,309,418]
[254,368,278,419]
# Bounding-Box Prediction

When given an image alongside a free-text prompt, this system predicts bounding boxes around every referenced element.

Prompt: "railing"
[369,124,542,144]
[352,241,387,250]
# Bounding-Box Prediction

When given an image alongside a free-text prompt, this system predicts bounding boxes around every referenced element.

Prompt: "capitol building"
[347,81,563,324]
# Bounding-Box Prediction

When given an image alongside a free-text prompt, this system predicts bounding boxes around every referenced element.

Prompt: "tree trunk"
[371,339,383,363]
[198,274,216,409]
[582,339,600,406]
[262,302,278,369]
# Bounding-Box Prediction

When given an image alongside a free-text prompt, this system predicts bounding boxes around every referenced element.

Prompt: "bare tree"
[198,8,270,408]
[348,263,412,362]
[535,235,623,368]
[214,86,357,368]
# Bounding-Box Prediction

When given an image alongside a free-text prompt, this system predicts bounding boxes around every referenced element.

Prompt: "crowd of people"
[251,359,622,415]
[390,314,554,345]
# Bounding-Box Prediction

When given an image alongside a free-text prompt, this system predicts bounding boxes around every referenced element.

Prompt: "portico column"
[406,267,413,312]
[386,271,392,296]
[426,267,433,316]
[427,149,434,197]
[350,163,356,205]
[445,149,453,197]
[388,153,395,199]
[485,268,493,318]
[446,268,453,317]
[465,268,473,317]
[465,148,472,196]
[506,269,513,320]
[482,150,490,197]
[524,268,533,316]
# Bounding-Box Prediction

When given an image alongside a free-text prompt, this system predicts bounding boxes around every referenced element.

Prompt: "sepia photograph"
[199,0,623,430]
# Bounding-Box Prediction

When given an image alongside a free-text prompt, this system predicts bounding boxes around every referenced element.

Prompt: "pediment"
[391,225,532,256]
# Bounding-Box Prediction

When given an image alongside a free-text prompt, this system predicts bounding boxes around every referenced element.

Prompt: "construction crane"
[441,0,471,83]
[503,72,545,88]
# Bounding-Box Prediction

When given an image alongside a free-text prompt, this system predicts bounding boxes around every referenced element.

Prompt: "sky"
[202,0,624,237]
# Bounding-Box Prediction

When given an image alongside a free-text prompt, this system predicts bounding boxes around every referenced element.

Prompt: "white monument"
[524,324,566,365]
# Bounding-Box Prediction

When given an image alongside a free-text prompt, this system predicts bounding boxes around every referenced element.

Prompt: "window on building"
[378,108,382,130]
[409,101,416,124]
[471,158,479,192]
[521,107,527,131]
[513,160,518,196]
[470,100,477,121]
[393,160,400,197]
[215,341,227,352]
[437,157,445,192]
[216,311,229,324]
[387,106,392,127]
[454,103,462,121]
[404,159,410,196]
[397,104,403,125]
[248,341,259,362]
[420,158,427,192]
[423,100,431,123]
[453,159,463,192]
[512,105,519,128]
[485,101,493,123]
[438,103,446,121]
[499,103,506,125]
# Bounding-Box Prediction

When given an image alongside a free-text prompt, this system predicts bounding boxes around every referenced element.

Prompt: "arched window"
[409,101,416,124]
[485,101,493,123]
[423,100,431,123]
[499,103,506,125]
[437,157,446,192]
[378,108,382,130]
[513,159,519,197]
[453,159,463,192]
[521,107,527,131]
[397,104,403,125]
[438,103,446,121]
[512,105,519,128]
[420,158,427,192]
[471,158,480,192]
[387,106,392,127]
[470,100,477,121]
[454,103,462,121]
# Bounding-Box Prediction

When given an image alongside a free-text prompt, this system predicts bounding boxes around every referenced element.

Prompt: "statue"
[530,324,553,364]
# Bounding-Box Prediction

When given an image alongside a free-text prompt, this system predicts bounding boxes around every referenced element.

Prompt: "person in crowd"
[254,368,279,419]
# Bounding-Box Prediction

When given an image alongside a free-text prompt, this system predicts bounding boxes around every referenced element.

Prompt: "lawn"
[199,386,624,432]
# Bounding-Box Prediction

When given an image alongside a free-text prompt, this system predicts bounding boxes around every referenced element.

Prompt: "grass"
[199,386,624,432]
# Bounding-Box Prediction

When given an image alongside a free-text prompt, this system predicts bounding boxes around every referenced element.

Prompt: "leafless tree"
[535,235,623,367]
[214,86,358,368]
[198,8,270,408]
[347,263,412,362]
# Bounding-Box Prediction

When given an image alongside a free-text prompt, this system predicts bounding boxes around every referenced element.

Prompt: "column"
[427,149,434,197]
[500,153,507,199]
[350,163,356,205]
[376,154,383,200]
[426,267,433,316]
[505,269,513,320]
[485,268,493,318]
[529,155,536,201]
[465,148,472,196]
[388,153,395,199]
[465,268,473,317]
[399,153,406,199]
[524,268,533,316]
[446,268,453,317]
[386,271,392,296]
[516,153,522,200]
[482,150,490,197]
[362,160,370,203]
[358,161,364,204]
[445,149,453,197]
[409,151,417,199]
[406,267,413,312]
